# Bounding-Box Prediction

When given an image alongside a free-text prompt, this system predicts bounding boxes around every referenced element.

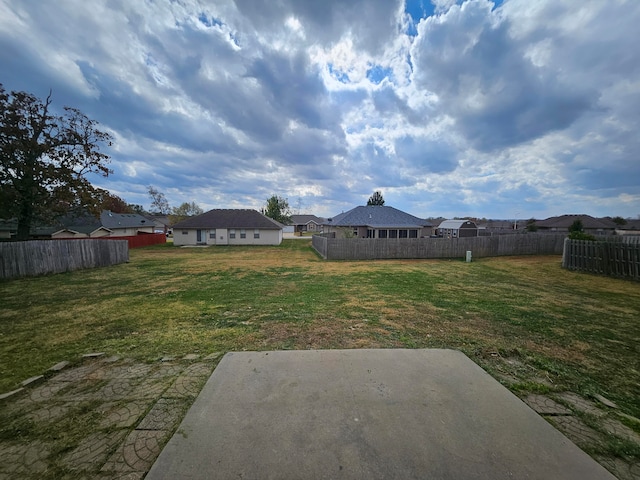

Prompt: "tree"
[148,186,169,214]
[526,218,538,232]
[169,201,203,224]
[264,194,292,224]
[568,218,595,240]
[99,191,132,214]
[367,190,385,206]
[611,216,627,226]
[0,84,112,240]
[128,204,148,215]
[569,219,584,233]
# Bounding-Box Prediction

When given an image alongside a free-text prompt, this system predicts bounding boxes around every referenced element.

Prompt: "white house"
[172,209,283,246]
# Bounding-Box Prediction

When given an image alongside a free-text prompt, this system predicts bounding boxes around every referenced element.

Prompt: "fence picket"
[562,238,640,281]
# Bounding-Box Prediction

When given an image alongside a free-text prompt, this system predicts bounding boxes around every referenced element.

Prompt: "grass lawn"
[1,239,639,424]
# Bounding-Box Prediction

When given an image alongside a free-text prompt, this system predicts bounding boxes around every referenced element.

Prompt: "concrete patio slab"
[147,349,615,479]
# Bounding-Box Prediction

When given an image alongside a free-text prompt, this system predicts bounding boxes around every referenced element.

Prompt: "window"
[399,229,408,238]
[409,229,418,238]
[379,229,387,238]
[240,229,246,239]
[209,232,216,239]
[389,229,398,238]
[229,229,236,239]
[182,231,188,235]
[254,229,260,239]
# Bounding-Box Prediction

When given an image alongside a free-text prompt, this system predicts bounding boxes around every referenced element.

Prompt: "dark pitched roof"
[172,209,282,230]
[617,219,640,230]
[536,214,616,229]
[100,211,151,229]
[326,206,431,228]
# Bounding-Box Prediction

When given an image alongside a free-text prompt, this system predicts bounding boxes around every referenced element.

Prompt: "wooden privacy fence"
[65,232,166,249]
[312,233,566,260]
[562,238,640,281]
[0,239,129,280]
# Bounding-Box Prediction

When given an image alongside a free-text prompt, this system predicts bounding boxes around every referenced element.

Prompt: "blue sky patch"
[198,13,223,28]
[328,63,350,83]
[404,0,434,36]
[367,65,393,85]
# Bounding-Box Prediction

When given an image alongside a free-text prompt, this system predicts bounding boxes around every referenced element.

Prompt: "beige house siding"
[52,230,87,239]
[174,228,281,246]
[106,226,154,237]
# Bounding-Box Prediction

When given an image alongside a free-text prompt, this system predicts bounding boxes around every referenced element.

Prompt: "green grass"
[1,240,639,423]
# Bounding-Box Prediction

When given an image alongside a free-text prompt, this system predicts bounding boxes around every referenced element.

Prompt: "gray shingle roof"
[536,215,616,229]
[100,211,151,229]
[326,206,431,228]
[172,209,282,230]
[290,215,326,225]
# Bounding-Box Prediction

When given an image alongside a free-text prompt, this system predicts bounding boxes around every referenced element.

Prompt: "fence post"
[561,237,570,268]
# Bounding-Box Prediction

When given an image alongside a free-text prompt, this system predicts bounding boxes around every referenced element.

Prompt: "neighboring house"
[290,215,326,235]
[145,214,172,234]
[172,209,283,246]
[99,211,155,236]
[534,215,616,236]
[1,211,155,240]
[616,219,640,236]
[53,211,155,239]
[324,205,432,239]
[477,219,522,234]
[437,220,478,238]
[51,225,113,239]
[0,219,16,239]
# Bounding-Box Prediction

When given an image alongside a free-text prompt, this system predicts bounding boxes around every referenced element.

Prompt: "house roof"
[536,215,616,229]
[172,209,282,230]
[617,219,640,230]
[326,206,431,228]
[0,218,17,232]
[65,225,112,235]
[100,211,152,229]
[145,214,171,227]
[438,220,478,230]
[290,214,326,225]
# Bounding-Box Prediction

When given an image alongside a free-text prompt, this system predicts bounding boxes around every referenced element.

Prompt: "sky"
[1,0,639,220]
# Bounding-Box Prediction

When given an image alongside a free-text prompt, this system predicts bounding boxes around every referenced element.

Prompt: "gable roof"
[536,214,616,229]
[326,206,431,228]
[172,209,282,230]
[438,220,478,229]
[100,211,152,229]
[290,214,326,225]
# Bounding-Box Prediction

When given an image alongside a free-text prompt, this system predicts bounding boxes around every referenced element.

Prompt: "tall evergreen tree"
[367,191,385,206]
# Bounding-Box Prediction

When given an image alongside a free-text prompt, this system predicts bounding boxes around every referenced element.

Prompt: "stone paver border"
[0,352,221,479]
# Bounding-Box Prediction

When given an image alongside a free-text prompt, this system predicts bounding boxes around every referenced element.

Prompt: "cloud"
[410,0,594,151]
[1,0,639,219]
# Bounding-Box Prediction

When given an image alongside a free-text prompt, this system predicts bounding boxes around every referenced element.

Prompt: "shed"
[437,220,478,238]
